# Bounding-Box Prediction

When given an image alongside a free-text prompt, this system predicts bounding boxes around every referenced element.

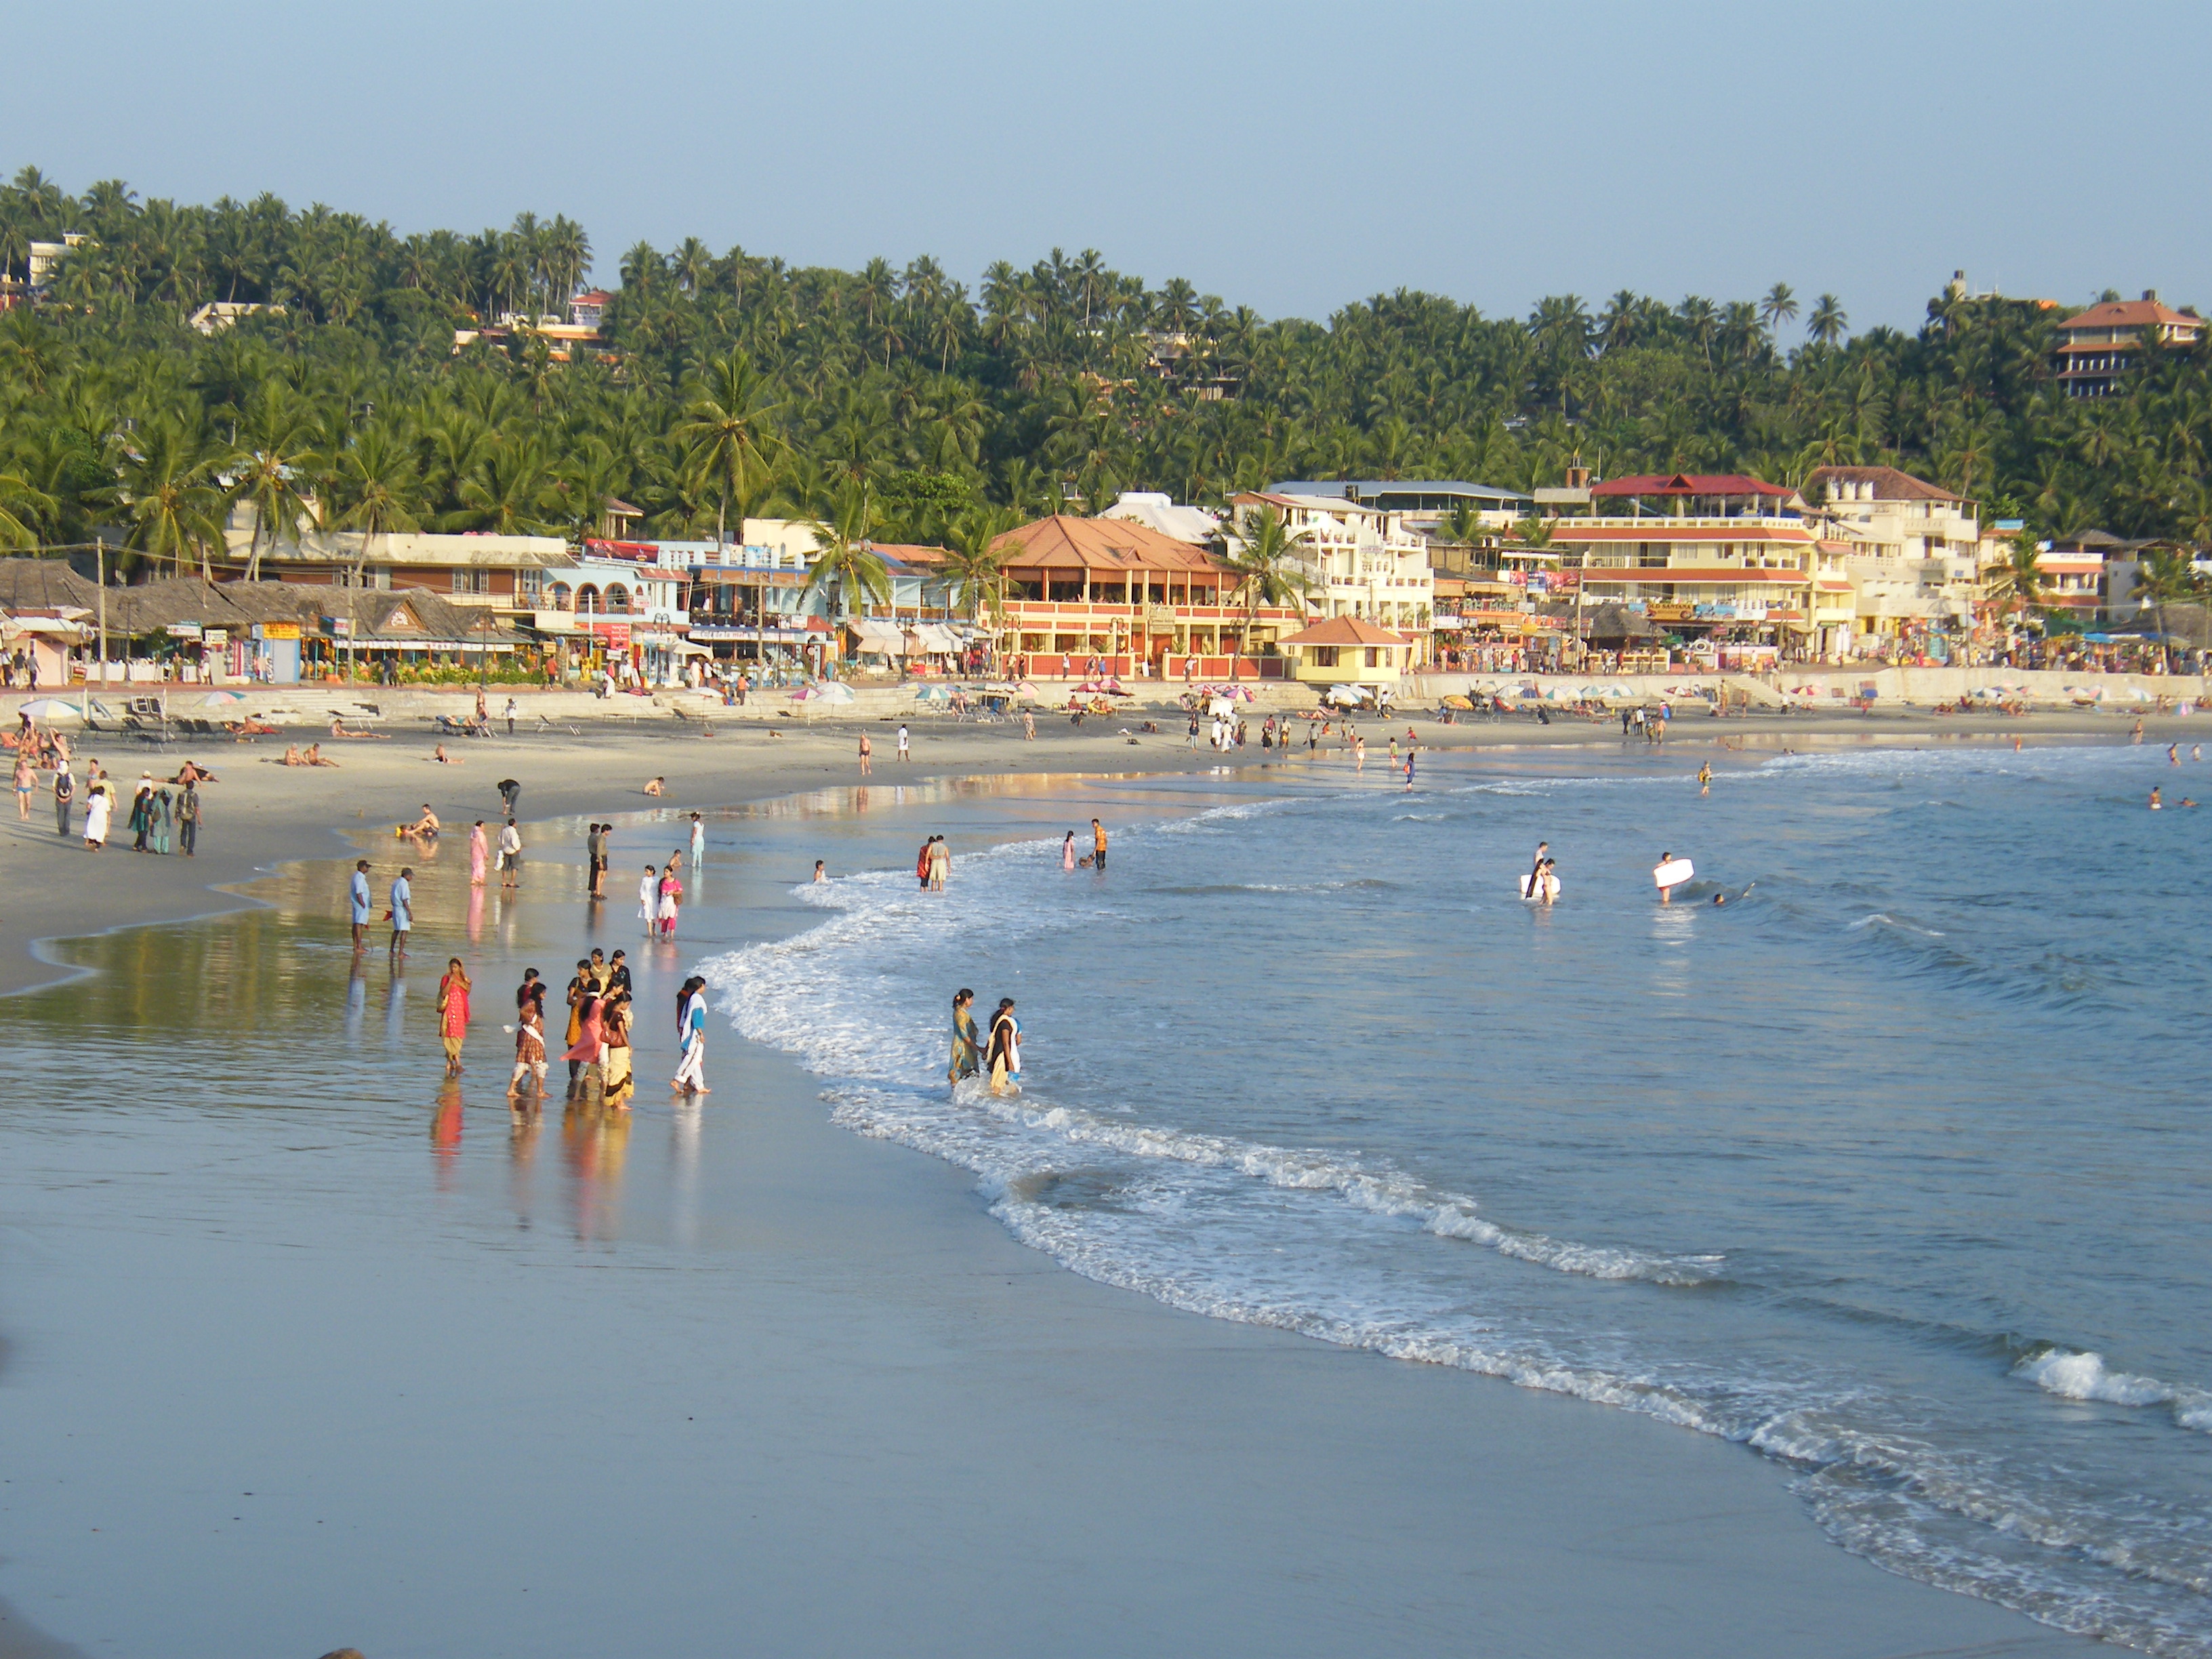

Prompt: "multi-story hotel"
[1803,466,1984,653]
[1229,491,1434,637]
[2051,293,2203,398]
[1542,474,1856,657]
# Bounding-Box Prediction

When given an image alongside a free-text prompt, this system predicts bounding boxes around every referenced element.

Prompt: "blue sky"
[12,0,2207,334]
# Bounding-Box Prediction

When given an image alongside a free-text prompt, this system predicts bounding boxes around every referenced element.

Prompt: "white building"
[1803,467,1983,650]
[1099,491,1223,545]
[1229,491,1433,635]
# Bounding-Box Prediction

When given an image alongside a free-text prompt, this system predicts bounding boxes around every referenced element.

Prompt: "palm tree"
[2131,546,2206,665]
[1807,295,1849,348]
[1759,283,1799,335]
[323,422,423,587]
[939,508,1015,628]
[0,469,56,549]
[112,419,224,577]
[804,483,893,628]
[673,350,783,550]
[1980,532,2047,627]
[227,390,316,579]
[1224,505,1313,681]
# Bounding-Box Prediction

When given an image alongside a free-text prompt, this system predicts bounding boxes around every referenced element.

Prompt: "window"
[1311,645,1338,668]
[1364,647,1380,668]
[449,570,488,594]
[518,569,545,602]
[548,583,572,610]
[604,583,631,613]
[575,585,600,615]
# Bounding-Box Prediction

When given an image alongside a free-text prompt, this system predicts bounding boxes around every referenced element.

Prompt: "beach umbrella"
[17,698,81,722]
[197,690,249,706]
[811,682,856,704]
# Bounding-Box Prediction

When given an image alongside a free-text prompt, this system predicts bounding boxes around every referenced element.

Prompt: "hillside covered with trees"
[3,165,2209,577]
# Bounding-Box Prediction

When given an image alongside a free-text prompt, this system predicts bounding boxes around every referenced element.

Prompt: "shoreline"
[0,717,2158,1656]
[0,702,2187,1000]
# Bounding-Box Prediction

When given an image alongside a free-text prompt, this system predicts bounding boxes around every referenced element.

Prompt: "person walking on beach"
[986,998,1021,1096]
[657,863,683,938]
[152,787,173,854]
[858,732,872,775]
[564,991,605,1099]
[916,838,932,890]
[672,975,710,1096]
[949,988,983,1085]
[1404,749,1416,790]
[638,864,659,933]
[600,991,635,1109]
[585,822,605,896]
[436,958,471,1076]
[389,867,413,955]
[504,697,518,737]
[562,958,595,1089]
[468,820,488,886]
[12,752,31,821]
[1062,830,1076,870]
[689,813,705,865]
[176,778,200,857]
[52,762,73,838]
[1023,710,1035,740]
[897,723,910,762]
[928,835,949,892]
[128,775,155,851]
[82,781,110,851]
[498,817,522,888]
[1091,818,1107,871]
[350,859,373,947]
[507,1005,547,1102]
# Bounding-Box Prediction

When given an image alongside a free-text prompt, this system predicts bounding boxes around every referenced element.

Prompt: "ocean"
[701,739,2212,1654]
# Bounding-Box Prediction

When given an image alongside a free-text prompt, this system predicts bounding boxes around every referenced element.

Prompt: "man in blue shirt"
[389,867,413,957]
[349,859,373,949]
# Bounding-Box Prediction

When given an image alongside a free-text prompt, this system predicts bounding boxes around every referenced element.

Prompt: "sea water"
[698,741,2212,1654]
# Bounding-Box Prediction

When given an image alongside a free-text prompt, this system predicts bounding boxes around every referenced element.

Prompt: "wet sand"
[0,712,2152,1656]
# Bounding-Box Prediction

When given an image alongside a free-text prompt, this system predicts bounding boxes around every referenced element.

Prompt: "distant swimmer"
[2194,745,2203,762]
[1654,850,1695,903]
[1526,841,1549,897]
[2150,787,2163,810]
[2171,745,2181,765]
[1698,762,1712,796]
[2182,798,2199,808]
[813,859,826,882]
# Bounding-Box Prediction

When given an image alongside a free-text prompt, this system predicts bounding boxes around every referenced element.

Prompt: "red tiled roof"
[1805,466,1960,503]
[1280,615,1412,647]
[1589,474,1793,498]
[2055,299,2199,331]
[992,514,1225,573]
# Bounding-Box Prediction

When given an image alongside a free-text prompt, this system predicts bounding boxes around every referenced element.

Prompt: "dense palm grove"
[3,165,2211,581]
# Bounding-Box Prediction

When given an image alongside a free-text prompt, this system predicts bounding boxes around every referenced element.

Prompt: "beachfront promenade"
[16,663,2206,731]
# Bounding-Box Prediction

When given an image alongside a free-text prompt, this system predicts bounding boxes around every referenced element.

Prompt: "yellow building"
[1278,616,1417,685]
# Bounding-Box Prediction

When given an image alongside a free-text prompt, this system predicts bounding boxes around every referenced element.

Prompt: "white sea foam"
[694,796,2212,1659]
[2016,1348,2212,1433]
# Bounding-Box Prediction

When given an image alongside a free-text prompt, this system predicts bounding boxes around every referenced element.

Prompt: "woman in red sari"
[436,958,472,1076]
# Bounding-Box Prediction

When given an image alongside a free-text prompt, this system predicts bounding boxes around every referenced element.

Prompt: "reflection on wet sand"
[561,1099,630,1243]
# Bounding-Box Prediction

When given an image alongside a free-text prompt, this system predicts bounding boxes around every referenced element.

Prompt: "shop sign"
[261,621,303,640]
[166,622,203,640]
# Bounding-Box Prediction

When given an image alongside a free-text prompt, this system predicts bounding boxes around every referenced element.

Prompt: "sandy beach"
[0,702,2171,1657]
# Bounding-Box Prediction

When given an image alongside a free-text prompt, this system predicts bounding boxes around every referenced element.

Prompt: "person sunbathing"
[303,743,336,767]
[173,760,215,785]
[411,804,441,838]
[330,717,390,739]
[282,745,304,766]
[642,777,666,796]
[433,743,460,764]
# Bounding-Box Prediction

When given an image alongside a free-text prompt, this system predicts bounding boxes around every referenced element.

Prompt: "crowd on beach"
[350,796,714,1107]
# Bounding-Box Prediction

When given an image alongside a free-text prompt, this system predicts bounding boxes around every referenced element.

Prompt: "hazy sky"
[12,0,2207,335]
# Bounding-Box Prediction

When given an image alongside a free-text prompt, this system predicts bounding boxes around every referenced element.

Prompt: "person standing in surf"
[1654,850,1692,904]
[350,859,373,948]
[948,989,983,1086]
[986,998,1022,1096]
